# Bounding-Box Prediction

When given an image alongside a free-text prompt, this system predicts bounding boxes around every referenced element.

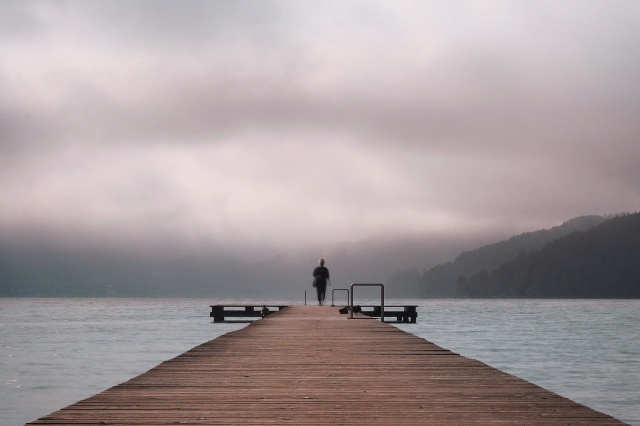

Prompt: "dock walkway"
[28,306,623,425]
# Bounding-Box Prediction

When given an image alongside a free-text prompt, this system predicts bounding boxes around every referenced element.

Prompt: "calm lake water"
[1,298,639,425]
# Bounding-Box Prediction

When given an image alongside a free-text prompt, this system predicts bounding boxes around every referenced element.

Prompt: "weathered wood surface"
[28,306,623,425]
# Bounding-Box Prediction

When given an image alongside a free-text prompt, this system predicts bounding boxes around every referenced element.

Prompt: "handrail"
[349,283,385,321]
[330,288,350,307]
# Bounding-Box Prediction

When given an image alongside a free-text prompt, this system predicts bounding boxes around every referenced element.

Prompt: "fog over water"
[1,1,640,294]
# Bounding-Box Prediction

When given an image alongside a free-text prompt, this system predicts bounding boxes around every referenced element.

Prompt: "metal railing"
[349,283,385,321]
[330,288,350,307]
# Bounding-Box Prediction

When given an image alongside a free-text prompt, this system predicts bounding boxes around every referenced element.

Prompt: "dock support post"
[211,305,224,323]
[330,288,349,307]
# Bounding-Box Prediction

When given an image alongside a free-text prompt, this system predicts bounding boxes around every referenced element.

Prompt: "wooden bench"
[209,305,287,322]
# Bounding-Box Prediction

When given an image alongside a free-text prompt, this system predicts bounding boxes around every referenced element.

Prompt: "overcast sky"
[2,1,639,261]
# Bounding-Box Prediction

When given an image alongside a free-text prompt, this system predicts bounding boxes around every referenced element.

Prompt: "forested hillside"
[388,215,606,297]
[456,212,640,298]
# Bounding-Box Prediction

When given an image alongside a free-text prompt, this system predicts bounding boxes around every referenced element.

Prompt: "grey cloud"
[20,0,287,46]
[1,1,639,270]
[0,1,46,38]
[5,1,640,151]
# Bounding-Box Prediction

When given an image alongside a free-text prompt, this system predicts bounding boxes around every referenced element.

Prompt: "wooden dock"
[28,306,623,425]
[209,304,418,323]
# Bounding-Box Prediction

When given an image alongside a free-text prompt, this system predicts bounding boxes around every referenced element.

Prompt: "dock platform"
[346,304,418,323]
[28,306,623,425]
[209,304,287,322]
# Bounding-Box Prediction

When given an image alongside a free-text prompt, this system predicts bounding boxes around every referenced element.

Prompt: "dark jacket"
[313,266,330,287]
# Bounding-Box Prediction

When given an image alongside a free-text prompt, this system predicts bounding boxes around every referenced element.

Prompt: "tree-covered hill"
[456,212,640,298]
[406,215,607,297]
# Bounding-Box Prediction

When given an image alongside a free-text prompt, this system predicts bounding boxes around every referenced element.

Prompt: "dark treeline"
[456,212,640,298]
[393,215,608,297]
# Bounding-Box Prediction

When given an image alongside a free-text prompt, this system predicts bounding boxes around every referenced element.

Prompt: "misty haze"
[1,1,639,298]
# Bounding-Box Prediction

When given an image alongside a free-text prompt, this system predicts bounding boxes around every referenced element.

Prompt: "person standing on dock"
[312,258,331,306]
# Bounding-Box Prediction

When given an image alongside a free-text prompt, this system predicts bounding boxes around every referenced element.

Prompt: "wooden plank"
[26,306,623,425]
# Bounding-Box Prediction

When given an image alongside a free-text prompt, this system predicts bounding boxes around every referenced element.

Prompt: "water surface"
[1,298,638,425]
